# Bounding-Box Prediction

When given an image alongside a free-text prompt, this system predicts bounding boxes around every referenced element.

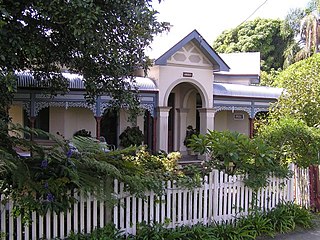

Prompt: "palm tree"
[297,10,320,60]
[296,0,320,61]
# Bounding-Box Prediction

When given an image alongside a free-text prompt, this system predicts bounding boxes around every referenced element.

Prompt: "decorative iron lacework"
[213,106,252,117]
[23,100,155,117]
[213,106,270,118]
[140,103,155,117]
[34,101,95,116]
[253,107,269,117]
[99,102,112,115]
[23,102,31,117]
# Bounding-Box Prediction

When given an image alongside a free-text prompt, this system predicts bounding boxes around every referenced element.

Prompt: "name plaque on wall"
[183,72,193,77]
[234,113,244,120]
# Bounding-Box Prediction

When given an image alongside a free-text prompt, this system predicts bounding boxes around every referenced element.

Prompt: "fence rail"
[0,164,310,239]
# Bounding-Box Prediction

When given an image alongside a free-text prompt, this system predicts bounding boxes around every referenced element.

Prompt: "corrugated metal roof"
[15,72,157,91]
[214,83,283,99]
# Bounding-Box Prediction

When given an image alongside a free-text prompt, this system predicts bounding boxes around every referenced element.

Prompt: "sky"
[146,0,310,59]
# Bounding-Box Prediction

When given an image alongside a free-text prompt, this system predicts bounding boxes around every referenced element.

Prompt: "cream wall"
[214,111,249,136]
[148,65,213,108]
[9,104,23,126]
[186,91,197,128]
[119,109,130,135]
[119,110,145,133]
[214,111,228,131]
[50,107,96,139]
[9,104,23,137]
[49,107,65,138]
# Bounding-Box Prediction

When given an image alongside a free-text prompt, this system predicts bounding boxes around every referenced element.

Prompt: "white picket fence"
[0,165,310,239]
[113,167,299,235]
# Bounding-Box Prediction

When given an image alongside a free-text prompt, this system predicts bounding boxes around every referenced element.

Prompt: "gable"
[167,42,212,67]
[155,30,229,71]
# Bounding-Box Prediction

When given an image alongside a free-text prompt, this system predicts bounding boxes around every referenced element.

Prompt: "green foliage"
[184,125,198,147]
[212,18,294,71]
[67,224,124,240]
[272,53,320,127]
[267,202,312,233]
[259,69,280,87]
[66,202,312,239]
[257,117,320,168]
[119,126,144,148]
[1,124,205,219]
[0,72,16,152]
[0,0,169,101]
[188,130,290,190]
[0,0,169,157]
[237,212,274,238]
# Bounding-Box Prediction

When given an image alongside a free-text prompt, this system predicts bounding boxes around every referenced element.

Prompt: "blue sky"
[147,0,310,58]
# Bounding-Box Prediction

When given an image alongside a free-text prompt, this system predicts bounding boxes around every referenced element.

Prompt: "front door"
[100,109,118,146]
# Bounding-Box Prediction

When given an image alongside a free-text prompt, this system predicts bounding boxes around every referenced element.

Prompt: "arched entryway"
[166,82,205,153]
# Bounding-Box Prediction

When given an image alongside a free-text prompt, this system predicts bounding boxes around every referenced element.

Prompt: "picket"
[0,165,310,239]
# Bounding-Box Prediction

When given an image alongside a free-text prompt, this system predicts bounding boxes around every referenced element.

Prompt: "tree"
[257,117,320,168]
[0,0,169,151]
[283,0,320,64]
[282,8,305,68]
[212,18,294,71]
[272,53,320,127]
[297,10,320,60]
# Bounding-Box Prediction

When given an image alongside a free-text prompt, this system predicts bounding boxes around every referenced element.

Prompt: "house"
[9,30,282,154]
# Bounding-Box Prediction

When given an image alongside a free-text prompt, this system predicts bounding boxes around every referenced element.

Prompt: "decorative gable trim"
[155,29,230,71]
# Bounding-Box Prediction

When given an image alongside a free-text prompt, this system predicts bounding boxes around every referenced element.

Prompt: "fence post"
[288,163,295,202]
[208,171,213,224]
[212,169,219,222]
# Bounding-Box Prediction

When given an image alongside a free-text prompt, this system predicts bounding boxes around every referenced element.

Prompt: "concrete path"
[269,228,320,239]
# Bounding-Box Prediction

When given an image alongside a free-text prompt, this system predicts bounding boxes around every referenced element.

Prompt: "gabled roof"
[155,30,230,71]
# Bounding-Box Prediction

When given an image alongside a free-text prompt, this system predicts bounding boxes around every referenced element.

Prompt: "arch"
[182,89,199,109]
[163,78,210,108]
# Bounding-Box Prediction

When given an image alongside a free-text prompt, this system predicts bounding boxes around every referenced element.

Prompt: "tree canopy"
[271,53,320,127]
[0,0,168,99]
[212,18,294,72]
[0,0,169,150]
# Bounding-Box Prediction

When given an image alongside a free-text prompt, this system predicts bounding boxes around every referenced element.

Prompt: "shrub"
[65,202,313,239]
[256,117,320,168]
[119,126,144,147]
[188,130,290,190]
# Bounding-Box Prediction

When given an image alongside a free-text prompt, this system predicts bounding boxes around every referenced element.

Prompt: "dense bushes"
[256,117,320,168]
[67,202,312,240]
[0,125,202,220]
[188,130,289,190]
[188,116,320,190]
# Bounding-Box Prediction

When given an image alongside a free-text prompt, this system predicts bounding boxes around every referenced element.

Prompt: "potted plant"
[73,129,92,137]
[119,126,144,148]
[183,125,198,155]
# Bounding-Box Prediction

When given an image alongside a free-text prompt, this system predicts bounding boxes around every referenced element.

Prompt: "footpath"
[259,214,320,240]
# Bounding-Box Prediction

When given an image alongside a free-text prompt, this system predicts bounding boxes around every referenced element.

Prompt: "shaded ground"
[258,214,320,240]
